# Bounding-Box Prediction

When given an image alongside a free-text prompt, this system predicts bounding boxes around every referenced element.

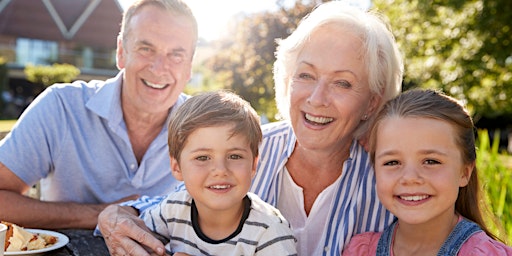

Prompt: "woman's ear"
[459,162,475,187]
[366,94,382,118]
[170,157,184,181]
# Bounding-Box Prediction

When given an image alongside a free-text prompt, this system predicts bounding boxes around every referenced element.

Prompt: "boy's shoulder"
[246,192,289,225]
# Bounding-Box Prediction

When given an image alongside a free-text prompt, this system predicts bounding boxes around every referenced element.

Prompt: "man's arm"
[98,205,165,256]
[0,162,137,229]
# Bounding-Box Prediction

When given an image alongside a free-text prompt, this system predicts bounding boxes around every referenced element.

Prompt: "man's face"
[117,4,196,114]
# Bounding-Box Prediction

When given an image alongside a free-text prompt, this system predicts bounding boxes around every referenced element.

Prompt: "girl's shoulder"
[342,232,381,256]
[458,231,512,255]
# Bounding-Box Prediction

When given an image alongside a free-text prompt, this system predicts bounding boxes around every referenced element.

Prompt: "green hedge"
[477,129,512,244]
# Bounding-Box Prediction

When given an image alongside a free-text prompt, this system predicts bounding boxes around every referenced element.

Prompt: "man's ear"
[459,162,475,187]
[170,157,184,181]
[116,35,125,70]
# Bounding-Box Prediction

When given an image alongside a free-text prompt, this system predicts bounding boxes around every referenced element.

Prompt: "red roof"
[0,0,123,48]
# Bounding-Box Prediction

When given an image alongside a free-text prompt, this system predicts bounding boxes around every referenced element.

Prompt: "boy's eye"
[229,154,243,160]
[195,156,209,161]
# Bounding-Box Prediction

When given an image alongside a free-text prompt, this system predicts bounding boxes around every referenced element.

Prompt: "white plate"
[4,229,69,255]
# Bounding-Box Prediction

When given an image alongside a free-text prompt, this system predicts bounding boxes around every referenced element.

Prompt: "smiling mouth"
[305,113,333,125]
[142,79,168,89]
[209,185,232,190]
[399,195,430,201]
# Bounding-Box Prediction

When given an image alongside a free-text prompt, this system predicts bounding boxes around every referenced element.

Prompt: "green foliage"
[24,63,80,87]
[203,0,326,121]
[374,0,512,121]
[476,129,512,244]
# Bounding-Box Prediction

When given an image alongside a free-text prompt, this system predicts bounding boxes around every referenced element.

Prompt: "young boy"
[139,91,297,255]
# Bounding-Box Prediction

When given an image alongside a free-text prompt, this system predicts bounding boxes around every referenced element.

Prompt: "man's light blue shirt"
[0,71,187,203]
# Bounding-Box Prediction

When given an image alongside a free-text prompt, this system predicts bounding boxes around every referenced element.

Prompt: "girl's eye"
[195,156,209,161]
[383,160,399,166]
[424,159,441,165]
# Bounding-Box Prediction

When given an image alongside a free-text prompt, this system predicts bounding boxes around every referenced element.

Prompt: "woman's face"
[289,25,378,152]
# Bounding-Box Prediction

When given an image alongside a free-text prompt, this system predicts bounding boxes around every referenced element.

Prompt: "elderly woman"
[98,2,403,255]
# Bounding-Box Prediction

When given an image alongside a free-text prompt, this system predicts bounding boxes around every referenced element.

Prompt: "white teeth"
[305,113,333,124]
[144,80,166,89]
[400,195,429,201]
[209,185,231,189]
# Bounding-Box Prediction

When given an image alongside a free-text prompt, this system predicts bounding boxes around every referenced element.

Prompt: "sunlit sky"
[118,0,371,41]
[118,0,286,41]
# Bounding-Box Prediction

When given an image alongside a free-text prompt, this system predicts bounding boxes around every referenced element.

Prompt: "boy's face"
[170,124,257,214]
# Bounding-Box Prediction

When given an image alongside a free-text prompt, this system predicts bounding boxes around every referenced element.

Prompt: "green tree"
[24,63,80,94]
[204,1,326,121]
[373,0,512,121]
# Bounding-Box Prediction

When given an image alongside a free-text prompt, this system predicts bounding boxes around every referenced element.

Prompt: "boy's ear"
[170,157,184,181]
[251,156,258,179]
[459,162,474,187]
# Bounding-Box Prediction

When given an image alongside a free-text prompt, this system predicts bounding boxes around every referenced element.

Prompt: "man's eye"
[170,53,185,63]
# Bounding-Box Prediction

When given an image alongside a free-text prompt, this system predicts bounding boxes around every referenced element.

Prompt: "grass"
[0,119,16,131]
[477,129,512,244]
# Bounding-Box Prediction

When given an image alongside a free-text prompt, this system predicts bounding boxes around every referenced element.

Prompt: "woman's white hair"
[273,1,403,138]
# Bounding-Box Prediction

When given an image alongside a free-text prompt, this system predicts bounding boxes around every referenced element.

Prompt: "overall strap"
[375,218,481,256]
[437,218,482,256]
[375,220,397,255]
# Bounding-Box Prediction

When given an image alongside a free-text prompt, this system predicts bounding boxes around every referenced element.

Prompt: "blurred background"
[0,0,510,243]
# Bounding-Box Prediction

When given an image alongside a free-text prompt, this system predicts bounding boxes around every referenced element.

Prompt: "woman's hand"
[98,205,166,256]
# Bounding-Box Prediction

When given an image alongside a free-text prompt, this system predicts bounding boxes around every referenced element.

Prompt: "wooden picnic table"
[48,229,110,256]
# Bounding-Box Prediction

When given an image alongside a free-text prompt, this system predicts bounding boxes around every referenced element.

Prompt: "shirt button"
[130,164,136,169]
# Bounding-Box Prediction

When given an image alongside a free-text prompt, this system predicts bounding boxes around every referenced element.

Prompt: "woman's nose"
[307,81,329,107]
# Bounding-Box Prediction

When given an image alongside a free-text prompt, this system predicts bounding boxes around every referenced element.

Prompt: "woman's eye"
[334,80,352,88]
[298,73,314,80]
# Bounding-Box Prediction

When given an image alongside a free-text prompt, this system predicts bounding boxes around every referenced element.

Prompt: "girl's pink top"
[342,220,512,255]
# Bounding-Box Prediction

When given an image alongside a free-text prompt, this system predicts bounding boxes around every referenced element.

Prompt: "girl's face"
[170,125,257,216]
[288,25,378,153]
[373,116,472,226]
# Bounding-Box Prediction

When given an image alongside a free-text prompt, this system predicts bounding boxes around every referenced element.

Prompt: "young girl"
[343,89,512,255]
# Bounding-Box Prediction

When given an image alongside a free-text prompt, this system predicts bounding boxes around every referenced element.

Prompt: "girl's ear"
[459,162,475,187]
[170,157,184,181]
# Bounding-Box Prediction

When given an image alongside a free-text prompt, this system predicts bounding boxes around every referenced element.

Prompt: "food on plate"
[1,221,58,252]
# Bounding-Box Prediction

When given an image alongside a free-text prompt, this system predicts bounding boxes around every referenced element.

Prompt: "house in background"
[0,0,123,117]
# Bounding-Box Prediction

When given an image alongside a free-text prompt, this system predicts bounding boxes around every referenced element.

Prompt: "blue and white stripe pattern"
[123,121,395,255]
